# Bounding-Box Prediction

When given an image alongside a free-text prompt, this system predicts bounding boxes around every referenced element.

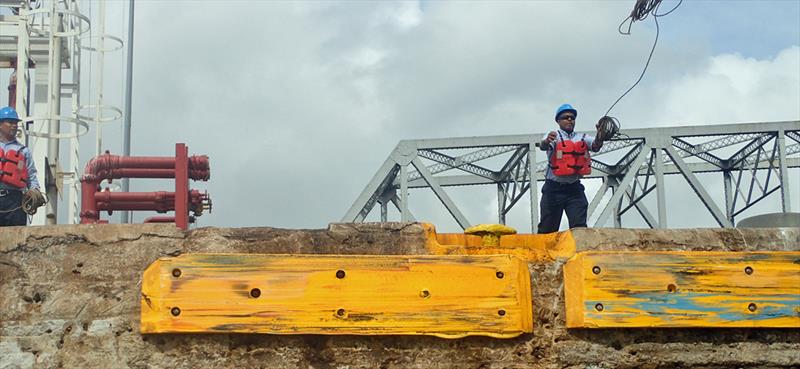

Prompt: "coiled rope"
[0,190,48,216]
[597,0,683,141]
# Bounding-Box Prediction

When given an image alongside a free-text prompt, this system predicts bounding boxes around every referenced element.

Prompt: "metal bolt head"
[170,307,181,316]
[250,288,261,298]
[336,308,346,317]
[748,303,757,312]
[595,303,604,312]
[745,266,753,275]
[336,270,346,279]
[498,309,506,316]
[171,268,181,278]
[496,271,504,279]
[419,290,431,298]
[592,266,601,275]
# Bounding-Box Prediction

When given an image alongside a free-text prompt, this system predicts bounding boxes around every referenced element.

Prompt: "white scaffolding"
[1,0,123,225]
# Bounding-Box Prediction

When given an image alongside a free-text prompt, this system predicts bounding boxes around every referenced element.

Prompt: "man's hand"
[540,131,557,150]
[22,188,46,215]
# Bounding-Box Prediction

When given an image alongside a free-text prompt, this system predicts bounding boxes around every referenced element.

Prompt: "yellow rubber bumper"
[564,251,800,328]
[141,253,533,338]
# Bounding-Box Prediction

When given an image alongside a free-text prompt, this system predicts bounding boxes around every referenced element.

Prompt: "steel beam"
[342,156,400,222]
[389,195,416,221]
[411,157,471,229]
[399,163,410,222]
[587,177,611,219]
[723,171,733,222]
[404,157,800,189]
[595,148,650,227]
[625,186,657,228]
[417,149,496,180]
[528,143,539,233]
[777,129,792,212]
[407,145,517,182]
[672,137,724,167]
[653,148,667,228]
[497,183,506,224]
[730,134,775,167]
[665,146,733,228]
[408,121,798,150]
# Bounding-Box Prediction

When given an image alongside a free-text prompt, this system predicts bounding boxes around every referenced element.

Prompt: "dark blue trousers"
[0,190,26,226]
[537,180,588,234]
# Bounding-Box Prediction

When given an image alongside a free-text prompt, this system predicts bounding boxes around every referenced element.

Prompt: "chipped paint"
[564,251,800,328]
[141,253,533,338]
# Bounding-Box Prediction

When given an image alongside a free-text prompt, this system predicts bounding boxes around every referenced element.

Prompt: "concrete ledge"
[1,223,799,368]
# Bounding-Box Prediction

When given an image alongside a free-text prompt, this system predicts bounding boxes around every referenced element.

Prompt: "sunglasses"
[559,115,576,121]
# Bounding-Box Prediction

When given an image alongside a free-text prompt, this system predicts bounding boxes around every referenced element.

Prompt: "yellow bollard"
[464,224,517,246]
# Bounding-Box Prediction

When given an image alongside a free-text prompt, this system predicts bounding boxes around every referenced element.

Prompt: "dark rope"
[599,0,683,141]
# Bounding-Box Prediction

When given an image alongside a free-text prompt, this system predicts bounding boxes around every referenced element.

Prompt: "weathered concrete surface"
[1,223,798,369]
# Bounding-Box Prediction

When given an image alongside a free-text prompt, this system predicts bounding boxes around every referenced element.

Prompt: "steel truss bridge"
[343,121,800,232]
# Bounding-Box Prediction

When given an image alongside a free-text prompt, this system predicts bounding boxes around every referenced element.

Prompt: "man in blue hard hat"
[537,103,604,233]
[0,106,44,226]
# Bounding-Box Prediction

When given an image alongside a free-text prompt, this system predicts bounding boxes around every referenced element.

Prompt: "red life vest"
[549,132,592,176]
[0,147,29,189]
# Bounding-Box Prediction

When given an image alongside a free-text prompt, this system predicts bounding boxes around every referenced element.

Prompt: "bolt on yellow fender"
[141,253,533,338]
[564,251,800,328]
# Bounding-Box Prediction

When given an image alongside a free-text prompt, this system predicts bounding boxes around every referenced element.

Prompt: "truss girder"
[786,131,800,145]
[671,137,724,167]
[344,121,800,229]
[417,149,497,180]
[342,157,401,222]
[729,134,776,167]
[407,145,518,181]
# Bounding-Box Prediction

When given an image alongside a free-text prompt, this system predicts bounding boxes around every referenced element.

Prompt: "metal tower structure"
[1,0,123,225]
[344,121,800,231]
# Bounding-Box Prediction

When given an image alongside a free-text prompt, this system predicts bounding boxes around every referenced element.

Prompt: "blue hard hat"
[555,103,577,121]
[0,106,21,122]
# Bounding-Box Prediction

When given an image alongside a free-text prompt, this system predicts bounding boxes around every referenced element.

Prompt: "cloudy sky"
[6,0,799,231]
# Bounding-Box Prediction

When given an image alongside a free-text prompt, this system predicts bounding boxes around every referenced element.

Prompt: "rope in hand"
[0,189,48,215]
[22,188,48,215]
[597,0,683,141]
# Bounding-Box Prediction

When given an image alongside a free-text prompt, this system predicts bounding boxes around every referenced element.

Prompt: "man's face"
[557,113,576,133]
[0,119,19,140]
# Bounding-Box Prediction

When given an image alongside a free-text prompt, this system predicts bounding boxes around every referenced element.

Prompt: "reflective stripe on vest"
[549,133,591,176]
[0,147,30,189]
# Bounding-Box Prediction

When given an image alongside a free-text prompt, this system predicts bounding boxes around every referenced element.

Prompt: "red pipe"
[175,144,189,230]
[81,152,209,181]
[80,144,211,227]
[95,191,174,203]
[80,181,99,223]
[93,190,207,215]
[144,216,176,223]
[97,202,173,212]
[113,168,177,178]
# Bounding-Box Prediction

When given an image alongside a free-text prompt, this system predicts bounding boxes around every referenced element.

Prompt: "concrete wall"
[1,223,798,369]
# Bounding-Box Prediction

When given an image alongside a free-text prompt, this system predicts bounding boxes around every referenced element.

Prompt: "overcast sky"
[6,0,799,231]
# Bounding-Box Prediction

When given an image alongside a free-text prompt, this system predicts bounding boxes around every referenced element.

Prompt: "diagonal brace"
[411,157,471,229]
[665,146,733,227]
[595,147,650,227]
